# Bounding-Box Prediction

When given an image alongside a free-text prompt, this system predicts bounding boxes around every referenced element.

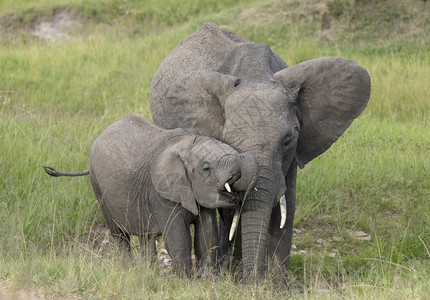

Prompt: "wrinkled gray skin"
[44,113,258,277]
[149,23,371,282]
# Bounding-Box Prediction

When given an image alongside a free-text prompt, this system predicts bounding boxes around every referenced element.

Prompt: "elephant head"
[149,23,371,281]
[150,134,258,215]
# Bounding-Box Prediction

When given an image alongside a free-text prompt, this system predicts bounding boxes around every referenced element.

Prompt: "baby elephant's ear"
[150,140,199,215]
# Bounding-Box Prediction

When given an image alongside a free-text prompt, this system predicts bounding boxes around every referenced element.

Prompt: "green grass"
[1,0,429,298]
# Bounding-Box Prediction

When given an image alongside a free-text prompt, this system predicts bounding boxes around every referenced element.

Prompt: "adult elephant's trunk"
[241,204,272,281]
[240,166,283,282]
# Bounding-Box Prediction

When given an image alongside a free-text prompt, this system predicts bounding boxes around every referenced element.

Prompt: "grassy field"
[1,0,429,298]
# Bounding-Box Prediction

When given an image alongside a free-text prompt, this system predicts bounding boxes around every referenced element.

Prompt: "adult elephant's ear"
[274,57,371,166]
[150,137,199,215]
[160,70,238,140]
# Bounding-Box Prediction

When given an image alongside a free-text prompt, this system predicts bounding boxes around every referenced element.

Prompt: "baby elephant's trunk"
[231,152,258,192]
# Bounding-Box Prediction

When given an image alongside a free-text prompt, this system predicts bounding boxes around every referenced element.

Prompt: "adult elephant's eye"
[283,134,297,151]
[283,136,292,148]
[202,163,210,171]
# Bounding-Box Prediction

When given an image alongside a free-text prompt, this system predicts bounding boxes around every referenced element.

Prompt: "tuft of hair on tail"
[42,166,60,177]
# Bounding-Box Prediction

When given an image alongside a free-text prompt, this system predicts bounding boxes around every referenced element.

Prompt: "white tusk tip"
[229,207,240,241]
[280,195,287,229]
[224,182,231,193]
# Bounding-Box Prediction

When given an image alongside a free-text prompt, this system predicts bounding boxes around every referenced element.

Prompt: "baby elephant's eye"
[234,78,241,88]
[202,163,210,171]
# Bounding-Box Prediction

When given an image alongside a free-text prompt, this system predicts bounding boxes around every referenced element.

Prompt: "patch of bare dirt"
[0,282,84,300]
[0,282,43,300]
[31,10,83,41]
[0,9,83,41]
[68,224,173,273]
[301,0,329,10]
[291,227,371,259]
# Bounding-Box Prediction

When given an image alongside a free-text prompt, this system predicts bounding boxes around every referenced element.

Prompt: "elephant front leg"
[194,207,224,273]
[268,161,297,284]
[268,201,294,284]
[218,208,242,273]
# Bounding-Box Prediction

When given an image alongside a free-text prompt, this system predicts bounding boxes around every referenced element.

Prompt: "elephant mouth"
[219,190,243,206]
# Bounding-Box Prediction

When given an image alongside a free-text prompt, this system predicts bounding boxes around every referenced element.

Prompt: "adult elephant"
[149,22,371,282]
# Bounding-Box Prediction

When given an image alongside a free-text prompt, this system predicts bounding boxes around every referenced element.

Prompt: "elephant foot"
[267,257,289,286]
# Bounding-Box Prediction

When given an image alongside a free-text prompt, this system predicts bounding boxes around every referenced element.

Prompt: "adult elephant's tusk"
[280,195,287,229]
[229,206,241,241]
[225,182,232,193]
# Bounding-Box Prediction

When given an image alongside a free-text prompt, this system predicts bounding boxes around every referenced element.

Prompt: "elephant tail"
[42,166,89,177]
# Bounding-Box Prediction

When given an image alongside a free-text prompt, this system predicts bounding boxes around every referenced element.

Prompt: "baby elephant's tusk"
[225,182,232,193]
[229,206,241,241]
[280,195,287,229]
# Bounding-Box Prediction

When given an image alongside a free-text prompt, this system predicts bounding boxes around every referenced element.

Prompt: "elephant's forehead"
[227,85,294,114]
[222,95,299,151]
[224,100,297,132]
[191,138,236,162]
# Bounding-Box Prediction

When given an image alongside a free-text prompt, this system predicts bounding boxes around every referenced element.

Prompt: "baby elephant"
[44,113,257,276]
